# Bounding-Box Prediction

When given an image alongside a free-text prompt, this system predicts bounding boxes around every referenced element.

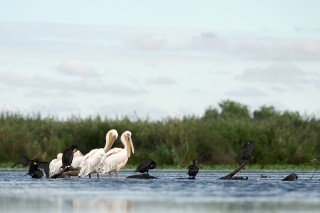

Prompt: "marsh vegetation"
[1,100,319,167]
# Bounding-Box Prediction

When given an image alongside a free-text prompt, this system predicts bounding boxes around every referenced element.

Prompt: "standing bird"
[12,156,49,178]
[187,160,199,179]
[135,159,157,175]
[239,140,255,165]
[96,131,134,178]
[61,145,79,170]
[78,129,118,178]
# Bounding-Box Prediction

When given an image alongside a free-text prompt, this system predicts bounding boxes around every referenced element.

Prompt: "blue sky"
[1,1,320,120]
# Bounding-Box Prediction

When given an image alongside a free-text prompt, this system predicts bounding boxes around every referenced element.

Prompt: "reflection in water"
[71,198,132,213]
[1,169,320,213]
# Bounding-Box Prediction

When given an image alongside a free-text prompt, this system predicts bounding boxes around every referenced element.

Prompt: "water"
[1,168,320,213]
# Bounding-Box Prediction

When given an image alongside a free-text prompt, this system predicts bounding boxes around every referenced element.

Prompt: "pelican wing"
[96,148,128,174]
[72,156,84,168]
[105,148,123,157]
[49,159,62,177]
[79,148,105,177]
[74,150,84,158]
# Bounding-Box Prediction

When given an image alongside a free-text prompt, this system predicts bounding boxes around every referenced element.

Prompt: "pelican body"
[96,131,134,178]
[78,129,118,178]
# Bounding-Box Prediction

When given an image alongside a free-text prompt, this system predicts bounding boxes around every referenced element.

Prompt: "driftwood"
[126,173,157,179]
[51,167,80,179]
[219,160,249,180]
[219,140,255,180]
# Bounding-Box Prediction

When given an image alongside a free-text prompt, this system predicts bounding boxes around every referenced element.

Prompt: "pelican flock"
[96,131,134,178]
[78,129,118,178]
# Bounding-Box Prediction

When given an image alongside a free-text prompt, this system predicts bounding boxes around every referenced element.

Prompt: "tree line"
[1,100,319,167]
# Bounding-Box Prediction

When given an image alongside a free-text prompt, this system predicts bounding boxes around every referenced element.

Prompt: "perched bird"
[28,160,44,178]
[12,156,49,178]
[49,150,84,177]
[96,131,134,178]
[239,140,255,165]
[187,160,199,179]
[61,145,79,170]
[135,159,157,175]
[282,173,298,181]
[78,129,118,178]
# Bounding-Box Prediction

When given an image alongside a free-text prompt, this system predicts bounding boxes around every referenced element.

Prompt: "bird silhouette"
[187,160,199,179]
[12,156,49,178]
[282,173,298,181]
[135,159,157,175]
[28,160,45,178]
[61,145,79,170]
[239,140,255,165]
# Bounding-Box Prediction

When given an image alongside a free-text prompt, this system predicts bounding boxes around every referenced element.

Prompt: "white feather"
[96,131,134,177]
[49,151,84,177]
[78,129,118,178]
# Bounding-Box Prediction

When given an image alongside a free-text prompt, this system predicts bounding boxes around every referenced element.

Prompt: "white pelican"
[49,153,62,177]
[78,129,118,178]
[96,131,134,178]
[49,150,84,177]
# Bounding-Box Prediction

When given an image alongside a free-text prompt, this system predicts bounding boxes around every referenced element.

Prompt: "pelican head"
[104,129,118,152]
[121,131,134,157]
[57,153,63,160]
[70,145,79,153]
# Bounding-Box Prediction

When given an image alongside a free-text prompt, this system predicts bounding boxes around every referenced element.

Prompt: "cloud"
[129,35,167,51]
[225,87,267,97]
[57,59,99,77]
[0,72,147,96]
[237,63,315,86]
[235,39,320,61]
[146,76,177,85]
[188,32,227,52]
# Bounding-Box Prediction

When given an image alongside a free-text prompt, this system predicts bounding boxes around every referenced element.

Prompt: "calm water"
[1,168,320,213]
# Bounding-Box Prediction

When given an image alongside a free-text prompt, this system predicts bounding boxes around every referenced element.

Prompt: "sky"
[0,0,320,120]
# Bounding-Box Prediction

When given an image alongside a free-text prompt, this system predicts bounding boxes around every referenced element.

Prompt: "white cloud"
[226,87,267,97]
[237,63,315,86]
[129,35,167,51]
[57,59,99,77]
[146,76,177,85]
[235,39,320,61]
[0,71,147,96]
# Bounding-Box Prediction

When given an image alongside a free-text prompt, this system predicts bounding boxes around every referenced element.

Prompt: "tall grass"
[1,100,319,167]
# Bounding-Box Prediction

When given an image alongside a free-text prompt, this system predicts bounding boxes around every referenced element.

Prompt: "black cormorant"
[12,156,49,178]
[135,159,157,175]
[282,173,298,181]
[239,140,255,165]
[28,160,44,178]
[61,145,79,170]
[187,160,199,179]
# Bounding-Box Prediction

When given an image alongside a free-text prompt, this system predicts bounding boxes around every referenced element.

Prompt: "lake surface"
[1,168,320,213]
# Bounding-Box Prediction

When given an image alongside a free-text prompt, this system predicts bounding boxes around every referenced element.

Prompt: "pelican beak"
[126,136,134,157]
[105,132,114,151]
